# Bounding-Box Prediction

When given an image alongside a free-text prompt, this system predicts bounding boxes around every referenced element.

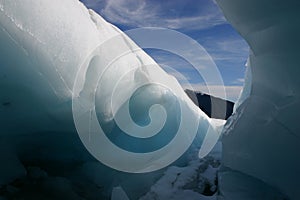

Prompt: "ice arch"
[216,0,300,199]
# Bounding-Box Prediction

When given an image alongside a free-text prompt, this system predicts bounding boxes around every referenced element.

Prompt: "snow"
[216,0,300,199]
[139,155,220,200]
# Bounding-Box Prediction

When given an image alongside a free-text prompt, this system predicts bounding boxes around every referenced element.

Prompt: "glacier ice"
[4,0,297,198]
[0,0,225,195]
[216,0,300,199]
[111,186,130,200]
[233,58,251,112]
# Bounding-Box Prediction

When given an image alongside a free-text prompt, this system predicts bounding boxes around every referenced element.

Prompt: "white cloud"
[162,13,225,30]
[231,78,245,85]
[82,0,226,30]
[203,37,249,64]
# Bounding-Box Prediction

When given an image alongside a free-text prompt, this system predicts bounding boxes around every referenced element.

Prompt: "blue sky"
[80,0,249,101]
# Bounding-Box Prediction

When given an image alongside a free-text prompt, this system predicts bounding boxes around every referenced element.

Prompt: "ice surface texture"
[217,0,300,199]
[0,0,222,179]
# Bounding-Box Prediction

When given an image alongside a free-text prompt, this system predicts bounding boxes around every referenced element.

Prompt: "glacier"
[0,0,225,198]
[1,0,298,199]
[217,0,300,199]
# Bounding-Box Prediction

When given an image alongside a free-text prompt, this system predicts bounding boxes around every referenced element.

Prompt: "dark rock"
[185,89,234,120]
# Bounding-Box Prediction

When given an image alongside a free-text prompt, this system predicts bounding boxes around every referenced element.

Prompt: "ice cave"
[0,0,299,199]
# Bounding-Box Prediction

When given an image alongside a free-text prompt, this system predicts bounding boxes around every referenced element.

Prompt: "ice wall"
[216,0,300,199]
[0,0,221,189]
[0,0,119,134]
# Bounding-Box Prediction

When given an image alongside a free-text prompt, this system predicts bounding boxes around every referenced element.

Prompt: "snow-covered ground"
[139,142,222,200]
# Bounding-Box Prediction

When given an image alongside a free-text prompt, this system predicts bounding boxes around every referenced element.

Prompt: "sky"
[80,0,249,101]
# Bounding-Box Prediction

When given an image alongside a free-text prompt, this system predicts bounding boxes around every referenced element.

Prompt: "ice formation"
[0,0,222,192]
[217,0,300,199]
[2,0,297,199]
[140,143,222,200]
[111,186,130,200]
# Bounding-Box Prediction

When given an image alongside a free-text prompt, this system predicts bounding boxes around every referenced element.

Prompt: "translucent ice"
[0,0,223,176]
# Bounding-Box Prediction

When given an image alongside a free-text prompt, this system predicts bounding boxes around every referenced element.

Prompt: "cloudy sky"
[80,0,249,101]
